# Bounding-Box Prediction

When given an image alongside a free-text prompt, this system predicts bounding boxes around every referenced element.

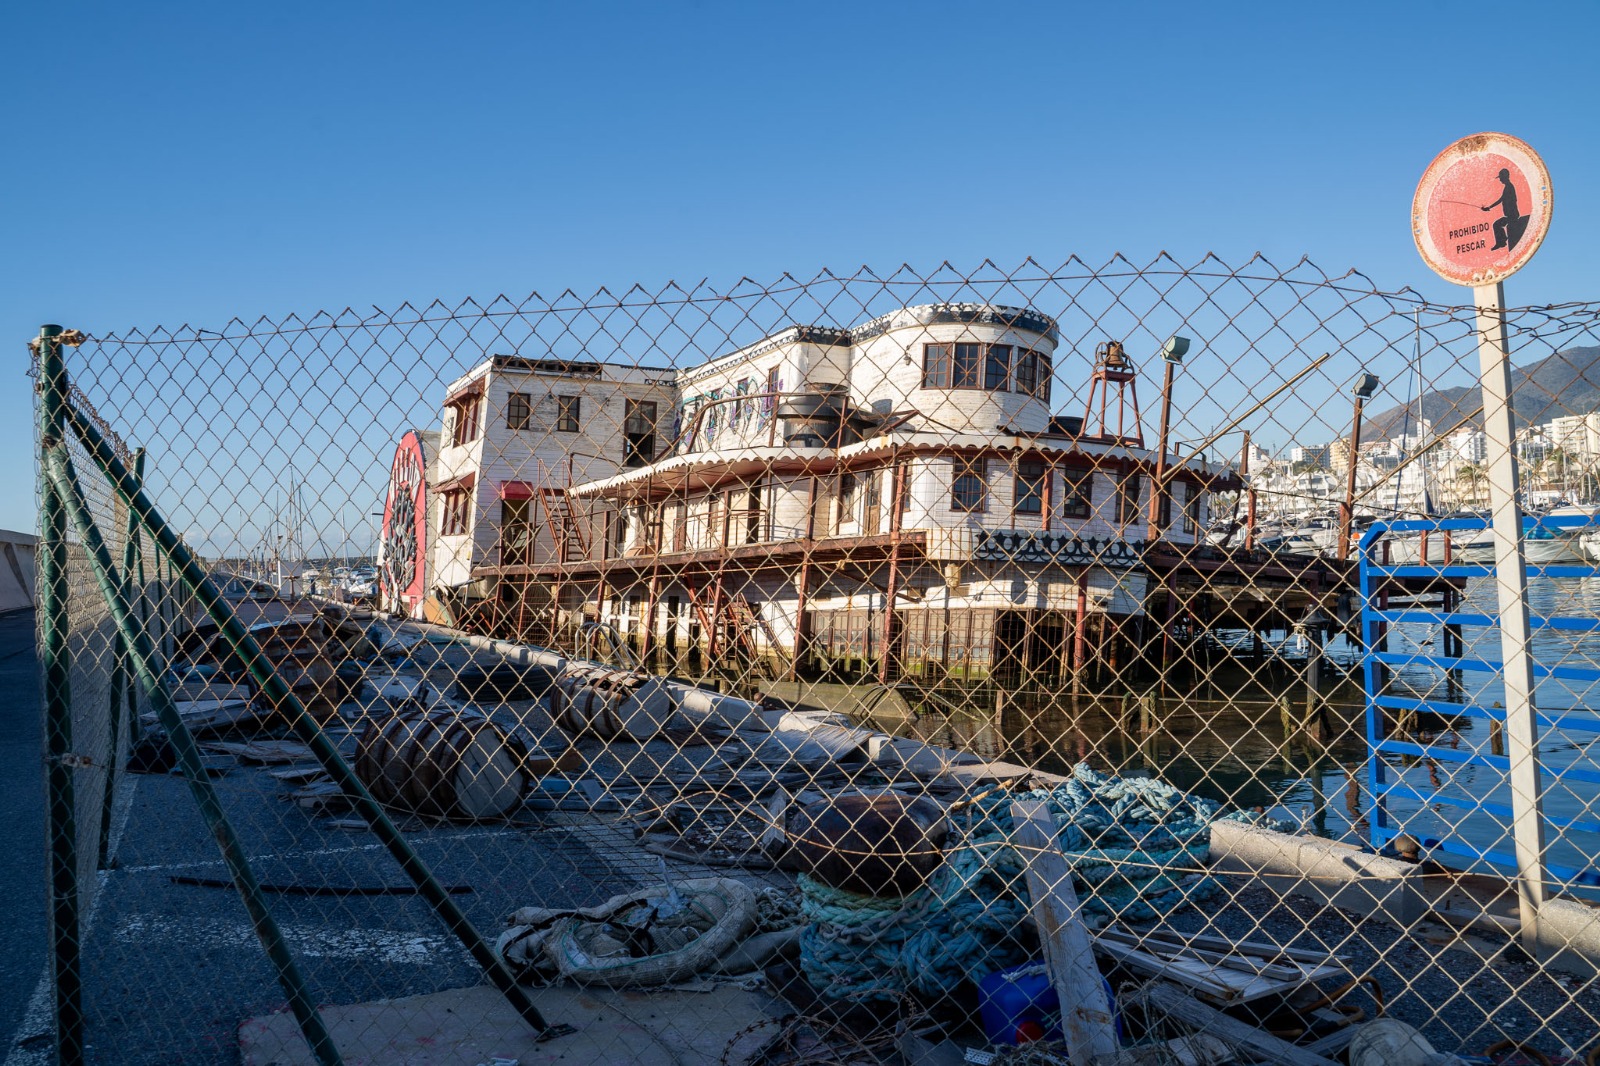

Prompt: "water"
[1371,573,1600,887]
[774,571,1600,891]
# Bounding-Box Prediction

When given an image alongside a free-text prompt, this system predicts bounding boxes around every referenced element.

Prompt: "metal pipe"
[1146,358,1177,535]
[1157,353,1333,491]
[1240,432,1258,551]
[878,457,906,683]
[1337,396,1367,562]
[1474,280,1547,949]
[36,324,84,1066]
[1348,405,1483,508]
[45,445,346,1066]
[61,400,573,1042]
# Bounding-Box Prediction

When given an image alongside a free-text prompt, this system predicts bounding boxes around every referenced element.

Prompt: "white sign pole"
[1473,279,1547,948]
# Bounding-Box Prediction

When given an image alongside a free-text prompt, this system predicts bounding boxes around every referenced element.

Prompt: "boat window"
[441,485,474,536]
[1061,468,1092,519]
[1014,349,1051,400]
[837,472,861,530]
[447,393,482,447]
[951,343,984,389]
[1182,486,1205,534]
[501,498,532,564]
[506,391,532,430]
[762,366,781,422]
[1014,459,1046,516]
[555,395,581,433]
[1115,471,1143,525]
[951,458,988,512]
[922,344,952,388]
[920,342,1043,394]
[624,399,658,467]
[984,345,1012,390]
[610,506,628,556]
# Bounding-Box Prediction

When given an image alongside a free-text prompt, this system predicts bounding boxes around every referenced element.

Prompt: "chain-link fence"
[23,255,1600,1065]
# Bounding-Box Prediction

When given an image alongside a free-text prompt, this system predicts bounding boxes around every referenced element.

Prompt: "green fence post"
[45,445,346,1066]
[98,496,130,870]
[36,324,84,1066]
[123,448,145,743]
[61,399,572,1041]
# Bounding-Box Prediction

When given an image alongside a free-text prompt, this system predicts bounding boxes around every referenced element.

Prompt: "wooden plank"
[1141,982,1339,1066]
[1134,928,1348,966]
[1094,930,1345,1005]
[1091,937,1243,1000]
[1010,798,1119,1062]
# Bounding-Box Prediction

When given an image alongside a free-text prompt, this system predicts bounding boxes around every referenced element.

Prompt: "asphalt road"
[0,610,43,1058]
[0,612,644,1064]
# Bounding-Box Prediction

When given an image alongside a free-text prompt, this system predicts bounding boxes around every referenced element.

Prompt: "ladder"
[532,458,590,564]
[724,593,784,679]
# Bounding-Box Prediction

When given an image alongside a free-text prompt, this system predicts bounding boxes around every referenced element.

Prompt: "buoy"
[786,790,948,897]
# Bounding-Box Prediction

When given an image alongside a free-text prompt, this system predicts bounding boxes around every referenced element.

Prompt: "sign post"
[1413,132,1553,951]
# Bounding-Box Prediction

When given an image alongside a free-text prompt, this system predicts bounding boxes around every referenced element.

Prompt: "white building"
[391,305,1239,681]
[1546,413,1600,462]
[426,355,676,597]
[1290,444,1330,469]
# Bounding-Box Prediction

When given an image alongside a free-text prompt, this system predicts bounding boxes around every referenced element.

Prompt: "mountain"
[1360,344,1600,441]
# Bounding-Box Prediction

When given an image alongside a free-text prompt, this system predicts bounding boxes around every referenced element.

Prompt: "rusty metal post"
[1337,377,1376,561]
[789,472,822,681]
[1146,341,1186,536]
[877,459,907,683]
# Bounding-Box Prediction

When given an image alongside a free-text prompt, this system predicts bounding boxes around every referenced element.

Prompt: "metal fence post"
[44,444,346,1066]
[123,448,145,743]
[61,400,572,1042]
[36,323,84,1066]
[1474,281,1548,950]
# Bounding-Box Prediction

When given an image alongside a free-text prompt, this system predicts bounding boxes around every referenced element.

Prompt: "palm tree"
[1455,463,1488,508]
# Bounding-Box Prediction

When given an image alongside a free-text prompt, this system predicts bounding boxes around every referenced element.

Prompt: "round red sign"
[1412,132,1552,287]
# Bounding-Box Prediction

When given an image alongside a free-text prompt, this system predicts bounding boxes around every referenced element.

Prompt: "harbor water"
[769,569,1600,892]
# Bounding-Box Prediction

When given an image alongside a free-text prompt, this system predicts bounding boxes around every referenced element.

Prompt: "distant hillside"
[1361,344,1600,440]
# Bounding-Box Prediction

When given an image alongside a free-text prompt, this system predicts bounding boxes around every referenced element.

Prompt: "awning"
[444,379,486,406]
[498,480,536,500]
[435,472,477,494]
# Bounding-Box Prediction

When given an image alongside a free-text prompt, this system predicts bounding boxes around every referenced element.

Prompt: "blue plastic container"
[977,961,1116,1047]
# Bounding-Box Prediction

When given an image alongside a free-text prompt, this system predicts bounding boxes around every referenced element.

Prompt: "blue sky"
[4,1,1597,538]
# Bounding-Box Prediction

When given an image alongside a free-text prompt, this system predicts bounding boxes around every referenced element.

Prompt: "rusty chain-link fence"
[23,254,1600,1065]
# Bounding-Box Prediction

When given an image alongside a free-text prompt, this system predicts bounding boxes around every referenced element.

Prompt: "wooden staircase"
[682,580,786,680]
[532,459,589,564]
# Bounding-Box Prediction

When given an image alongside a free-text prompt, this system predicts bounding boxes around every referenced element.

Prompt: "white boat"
[1523,530,1586,565]
[1386,527,1496,565]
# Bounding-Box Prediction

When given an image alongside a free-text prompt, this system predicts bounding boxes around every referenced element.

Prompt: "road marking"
[113,914,462,966]
[110,825,521,875]
[4,776,137,1066]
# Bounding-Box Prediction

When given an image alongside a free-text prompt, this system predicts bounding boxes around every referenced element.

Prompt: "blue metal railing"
[1359,512,1600,887]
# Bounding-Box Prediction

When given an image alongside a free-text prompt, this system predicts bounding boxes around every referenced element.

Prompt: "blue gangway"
[1359,512,1600,888]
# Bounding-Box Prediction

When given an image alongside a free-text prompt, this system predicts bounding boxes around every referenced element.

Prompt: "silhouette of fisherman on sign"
[1482,168,1530,251]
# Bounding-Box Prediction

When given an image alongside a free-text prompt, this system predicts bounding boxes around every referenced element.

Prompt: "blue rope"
[798,763,1291,1001]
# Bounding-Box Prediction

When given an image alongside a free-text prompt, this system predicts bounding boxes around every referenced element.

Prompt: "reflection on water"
[784,574,1600,887]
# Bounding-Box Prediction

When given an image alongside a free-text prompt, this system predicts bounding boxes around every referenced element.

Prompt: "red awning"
[498,480,536,500]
